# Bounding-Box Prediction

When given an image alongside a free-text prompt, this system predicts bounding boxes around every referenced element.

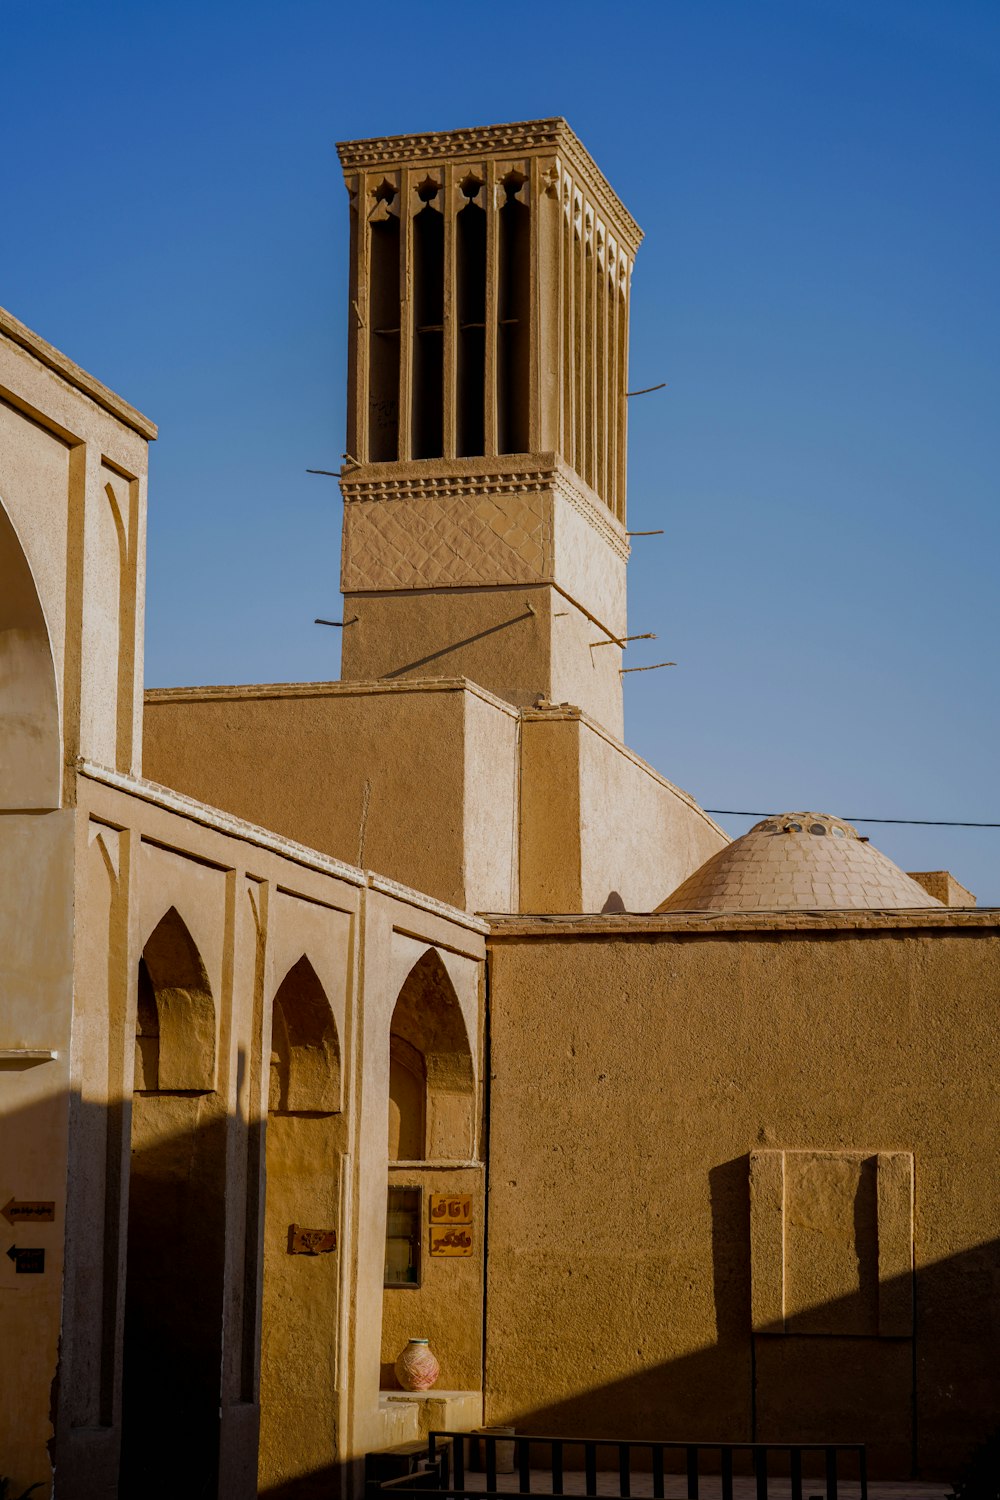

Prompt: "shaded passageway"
[120,908,226,1500]
[259,955,345,1500]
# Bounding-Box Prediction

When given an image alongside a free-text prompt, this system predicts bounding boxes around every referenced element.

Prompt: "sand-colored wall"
[0,312,153,1499]
[381,1164,486,1392]
[346,893,486,1471]
[339,583,624,742]
[29,764,487,1500]
[546,595,624,742]
[144,687,723,924]
[341,586,552,712]
[143,681,520,913]
[485,913,1000,1477]
[0,811,75,1497]
[518,709,727,914]
[0,308,152,790]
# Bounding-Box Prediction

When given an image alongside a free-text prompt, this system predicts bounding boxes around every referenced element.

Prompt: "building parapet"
[484,906,998,936]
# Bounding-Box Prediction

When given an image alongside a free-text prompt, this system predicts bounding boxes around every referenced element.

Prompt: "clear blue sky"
[4,0,998,902]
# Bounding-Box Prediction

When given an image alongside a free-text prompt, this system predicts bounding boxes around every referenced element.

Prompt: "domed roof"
[656,812,944,913]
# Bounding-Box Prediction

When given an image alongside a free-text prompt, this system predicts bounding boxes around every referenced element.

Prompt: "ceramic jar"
[394,1337,440,1391]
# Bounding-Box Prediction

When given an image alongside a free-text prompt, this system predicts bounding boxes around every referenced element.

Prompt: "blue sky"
[4,0,998,901]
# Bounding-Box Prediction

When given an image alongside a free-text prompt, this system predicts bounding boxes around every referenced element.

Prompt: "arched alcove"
[269,954,341,1114]
[121,908,225,1497]
[388,1034,426,1161]
[259,955,345,1497]
[0,499,60,808]
[381,950,481,1394]
[139,905,216,1092]
[388,949,475,1162]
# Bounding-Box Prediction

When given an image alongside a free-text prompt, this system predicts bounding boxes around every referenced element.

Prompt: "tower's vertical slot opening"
[368,186,401,462]
[596,232,608,503]
[411,181,444,460]
[573,203,586,484]
[562,186,575,469]
[456,178,486,457]
[616,278,628,522]
[497,173,530,454]
[583,227,595,490]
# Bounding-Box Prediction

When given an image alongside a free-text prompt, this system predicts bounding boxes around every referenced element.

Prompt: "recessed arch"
[122,911,225,1493]
[0,498,60,808]
[269,954,342,1114]
[139,906,215,1092]
[388,948,475,1161]
[388,1034,426,1161]
[259,955,345,1494]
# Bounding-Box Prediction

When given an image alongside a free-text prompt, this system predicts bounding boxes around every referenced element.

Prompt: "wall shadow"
[5,1088,999,1499]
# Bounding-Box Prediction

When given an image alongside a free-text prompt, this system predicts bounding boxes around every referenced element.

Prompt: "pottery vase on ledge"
[394,1337,440,1391]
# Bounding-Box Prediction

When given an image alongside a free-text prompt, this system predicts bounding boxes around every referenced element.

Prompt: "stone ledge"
[485,907,999,937]
[0,304,157,439]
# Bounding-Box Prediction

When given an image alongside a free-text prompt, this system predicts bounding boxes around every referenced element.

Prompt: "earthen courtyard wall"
[484,912,1000,1477]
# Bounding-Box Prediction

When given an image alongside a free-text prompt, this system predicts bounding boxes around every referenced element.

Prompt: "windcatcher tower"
[336,119,642,736]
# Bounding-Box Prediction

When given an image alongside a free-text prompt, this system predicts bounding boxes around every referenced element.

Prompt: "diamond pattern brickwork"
[342,491,552,593]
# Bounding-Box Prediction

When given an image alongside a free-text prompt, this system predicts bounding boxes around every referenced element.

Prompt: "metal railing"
[371,1431,868,1500]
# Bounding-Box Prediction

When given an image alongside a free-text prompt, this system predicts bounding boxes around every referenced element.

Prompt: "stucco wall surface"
[143,682,483,908]
[518,711,727,914]
[381,1163,485,1391]
[4,763,488,1500]
[0,811,75,1495]
[484,916,1000,1477]
[340,587,562,717]
[0,311,151,792]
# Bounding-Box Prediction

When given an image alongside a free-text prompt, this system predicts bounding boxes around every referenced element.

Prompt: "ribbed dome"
[656,812,944,913]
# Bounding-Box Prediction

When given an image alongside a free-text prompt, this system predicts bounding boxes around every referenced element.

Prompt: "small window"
[385,1186,422,1288]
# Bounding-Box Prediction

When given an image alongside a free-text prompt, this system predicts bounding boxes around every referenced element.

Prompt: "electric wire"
[704,811,1000,828]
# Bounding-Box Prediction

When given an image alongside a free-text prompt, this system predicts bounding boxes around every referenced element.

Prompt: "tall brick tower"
[335,119,642,737]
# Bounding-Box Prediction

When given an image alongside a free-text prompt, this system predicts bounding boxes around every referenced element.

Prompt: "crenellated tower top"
[334,119,643,735]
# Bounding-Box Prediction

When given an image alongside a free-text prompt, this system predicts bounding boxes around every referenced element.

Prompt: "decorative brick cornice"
[551,466,630,562]
[336,117,642,257]
[340,466,555,505]
[340,460,630,562]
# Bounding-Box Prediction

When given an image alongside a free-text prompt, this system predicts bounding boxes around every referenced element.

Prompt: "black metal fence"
[369,1431,868,1500]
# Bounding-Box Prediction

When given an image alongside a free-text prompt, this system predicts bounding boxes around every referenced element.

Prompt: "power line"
[705,810,1000,829]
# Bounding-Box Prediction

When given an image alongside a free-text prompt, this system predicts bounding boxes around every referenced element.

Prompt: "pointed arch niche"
[381,949,482,1394]
[388,949,475,1164]
[0,498,60,809]
[259,955,345,1497]
[121,907,225,1496]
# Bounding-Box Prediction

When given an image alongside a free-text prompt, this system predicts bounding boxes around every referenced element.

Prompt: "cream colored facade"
[0,118,995,1500]
[0,309,488,1499]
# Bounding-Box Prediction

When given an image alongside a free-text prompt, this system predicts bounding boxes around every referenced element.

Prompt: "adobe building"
[0,118,996,1500]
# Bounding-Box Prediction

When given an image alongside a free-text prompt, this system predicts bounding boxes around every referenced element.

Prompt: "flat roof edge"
[0,306,157,440]
[144,676,521,716]
[484,908,999,936]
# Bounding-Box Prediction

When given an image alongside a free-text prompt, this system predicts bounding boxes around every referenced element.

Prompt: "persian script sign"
[288,1225,338,1255]
[2,1198,55,1225]
[429,1193,472,1225]
[429,1224,473,1257]
[6,1245,45,1273]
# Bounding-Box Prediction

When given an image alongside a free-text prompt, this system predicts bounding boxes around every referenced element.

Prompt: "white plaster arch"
[0,496,61,808]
